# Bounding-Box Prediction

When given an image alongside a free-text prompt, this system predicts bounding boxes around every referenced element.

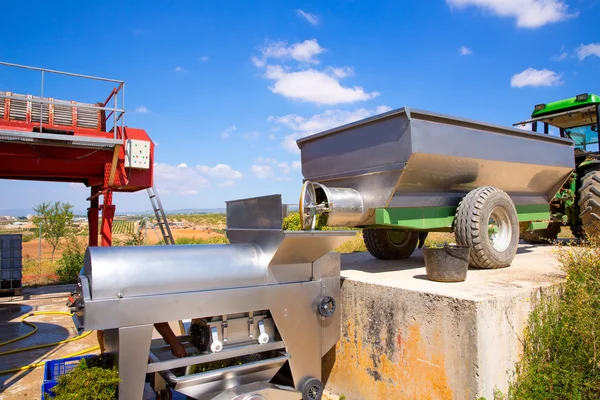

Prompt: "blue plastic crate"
[41,355,94,399]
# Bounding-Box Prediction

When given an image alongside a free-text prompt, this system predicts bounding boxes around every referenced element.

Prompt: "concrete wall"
[323,247,563,400]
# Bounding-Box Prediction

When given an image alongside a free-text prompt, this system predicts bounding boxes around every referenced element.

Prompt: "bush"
[282,212,330,231]
[56,238,85,284]
[510,239,600,399]
[21,256,59,286]
[175,236,229,245]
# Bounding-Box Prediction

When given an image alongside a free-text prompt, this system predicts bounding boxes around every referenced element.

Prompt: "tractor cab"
[514,94,600,241]
[514,93,600,159]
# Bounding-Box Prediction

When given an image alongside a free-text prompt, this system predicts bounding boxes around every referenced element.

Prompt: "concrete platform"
[323,244,564,400]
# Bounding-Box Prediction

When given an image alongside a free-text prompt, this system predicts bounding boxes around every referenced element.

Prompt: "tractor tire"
[455,186,519,269]
[520,223,562,245]
[363,229,419,260]
[579,170,600,238]
[571,225,585,240]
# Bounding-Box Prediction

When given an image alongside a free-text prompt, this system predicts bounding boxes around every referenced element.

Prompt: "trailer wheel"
[455,186,519,269]
[579,169,600,238]
[301,378,323,400]
[520,222,561,244]
[363,229,419,260]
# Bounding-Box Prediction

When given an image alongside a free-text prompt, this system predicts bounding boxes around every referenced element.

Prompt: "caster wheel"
[301,377,323,400]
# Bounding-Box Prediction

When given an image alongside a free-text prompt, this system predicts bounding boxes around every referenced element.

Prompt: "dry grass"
[509,238,600,399]
[21,255,59,286]
[334,232,367,253]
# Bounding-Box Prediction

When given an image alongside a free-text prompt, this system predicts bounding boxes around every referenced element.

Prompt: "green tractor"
[515,93,600,243]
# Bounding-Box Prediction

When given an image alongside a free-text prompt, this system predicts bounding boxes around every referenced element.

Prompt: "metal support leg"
[100,190,115,247]
[88,186,99,247]
[118,324,153,400]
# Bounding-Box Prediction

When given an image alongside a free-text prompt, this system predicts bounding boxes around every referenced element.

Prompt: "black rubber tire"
[455,186,519,269]
[363,229,419,260]
[301,378,323,400]
[520,222,562,244]
[571,224,585,240]
[579,170,600,238]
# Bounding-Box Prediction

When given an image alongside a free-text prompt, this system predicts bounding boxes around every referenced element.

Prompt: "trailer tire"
[579,170,600,238]
[301,378,323,400]
[363,229,419,260]
[520,222,561,244]
[455,186,519,269]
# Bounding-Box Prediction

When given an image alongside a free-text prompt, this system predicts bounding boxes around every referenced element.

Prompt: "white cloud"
[511,68,563,88]
[459,46,472,55]
[219,180,236,188]
[446,0,576,28]
[257,157,278,164]
[264,65,379,105]
[552,52,569,61]
[272,106,391,153]
[154,163,209,195]
[196,164,242,180]
[251,165,274,179]
[174,66,187,72]
[135,105,149,113]
[576,43,600,61]
[268,133,276,140]
[375,105,393,114]
[326,66,354,78]
[200,56,209,62]
[220,126,236,139]
[252,39,325,67]
[244,131,262,140]
[296,10,319,25]
[277,161,301,174]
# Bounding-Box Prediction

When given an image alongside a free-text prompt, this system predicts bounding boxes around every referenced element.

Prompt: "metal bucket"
[423,244,470,282]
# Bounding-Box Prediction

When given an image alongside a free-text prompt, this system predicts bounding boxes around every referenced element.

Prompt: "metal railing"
[0,61,126,139]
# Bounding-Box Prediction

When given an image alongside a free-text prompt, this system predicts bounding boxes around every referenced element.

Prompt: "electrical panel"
[124,139,151,170]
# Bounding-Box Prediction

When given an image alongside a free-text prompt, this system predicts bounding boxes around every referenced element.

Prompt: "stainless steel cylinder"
[315,184,364,227]
[84,244,266,300]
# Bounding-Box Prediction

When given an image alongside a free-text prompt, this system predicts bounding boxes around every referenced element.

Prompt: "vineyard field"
[98,220,135,235]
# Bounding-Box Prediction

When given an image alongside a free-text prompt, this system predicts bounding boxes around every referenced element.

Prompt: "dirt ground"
[21,229,224,259]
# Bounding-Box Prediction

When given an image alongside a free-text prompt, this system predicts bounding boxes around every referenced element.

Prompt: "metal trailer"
[296,107,575,269]
[0,234,22,295]
[71,194,354,400]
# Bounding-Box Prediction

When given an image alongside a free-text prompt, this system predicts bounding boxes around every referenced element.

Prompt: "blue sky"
[1,0,599,214]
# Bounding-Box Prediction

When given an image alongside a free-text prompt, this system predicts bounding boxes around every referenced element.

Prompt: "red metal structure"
[0,61,155,247]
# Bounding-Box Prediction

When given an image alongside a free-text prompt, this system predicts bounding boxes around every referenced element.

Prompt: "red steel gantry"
[0,61,155,247]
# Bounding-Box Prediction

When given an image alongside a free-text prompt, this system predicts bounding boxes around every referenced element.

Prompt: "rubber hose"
[0,311,99,375]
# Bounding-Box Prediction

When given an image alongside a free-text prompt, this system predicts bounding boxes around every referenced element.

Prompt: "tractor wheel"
[579,170,600,238]
[520,223,562,244]
[570,225,585,240]
[455,186,519,269]
[363,229,419,260]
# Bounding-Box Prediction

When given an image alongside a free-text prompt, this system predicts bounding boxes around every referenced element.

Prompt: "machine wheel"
[571,225,585,240]
[363,229,419,260]
[455,186,519,269]
[579,170,600,238]
[520,222,562,244]
[301,378,323,400]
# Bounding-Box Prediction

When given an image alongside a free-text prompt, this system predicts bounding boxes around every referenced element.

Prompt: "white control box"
[124,139,151,169]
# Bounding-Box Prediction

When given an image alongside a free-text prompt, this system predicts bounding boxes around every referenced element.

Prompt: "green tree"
[32,201,76,260]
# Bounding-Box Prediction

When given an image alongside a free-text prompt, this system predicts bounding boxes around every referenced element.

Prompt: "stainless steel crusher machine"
[71,194,354,400]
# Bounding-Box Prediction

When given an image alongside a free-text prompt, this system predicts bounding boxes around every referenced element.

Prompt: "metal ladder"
[147,186,175,245]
